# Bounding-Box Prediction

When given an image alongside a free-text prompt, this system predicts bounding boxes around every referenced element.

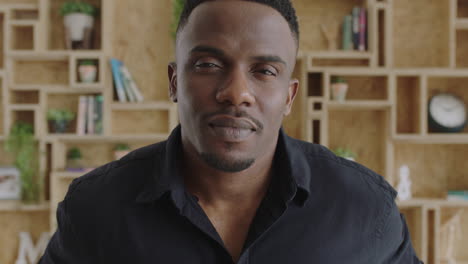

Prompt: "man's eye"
[258,69,276,76]
[195,62,218,68]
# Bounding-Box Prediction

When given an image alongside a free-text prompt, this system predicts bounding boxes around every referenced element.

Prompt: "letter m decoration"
[15,232,50,264]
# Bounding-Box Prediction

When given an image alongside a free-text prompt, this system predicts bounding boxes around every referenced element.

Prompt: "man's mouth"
[208,116,257,142]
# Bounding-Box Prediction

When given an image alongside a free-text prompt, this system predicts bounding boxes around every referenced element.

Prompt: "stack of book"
[76,95,103,135]
[447,190,468,201]
[110,58,144,103]
[342,6,367,51]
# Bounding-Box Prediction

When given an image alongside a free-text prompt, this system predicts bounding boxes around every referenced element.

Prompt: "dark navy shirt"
[40,126,422,263]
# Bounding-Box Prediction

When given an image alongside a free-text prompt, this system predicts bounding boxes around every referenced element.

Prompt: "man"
[40,0,422,263]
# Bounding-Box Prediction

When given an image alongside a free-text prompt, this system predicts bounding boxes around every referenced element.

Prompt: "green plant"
[333,147,356,159]
[78,59,97,66]
[171,0,184,39]
[47,109,75,122]
[331,76,347,84]
[67,147,82,160]
[4,122,41,203]
[115,143,130,151]
[60,0,97,17]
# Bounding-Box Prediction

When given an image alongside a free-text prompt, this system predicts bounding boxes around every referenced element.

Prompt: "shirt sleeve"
[39,195,94,263]
[374,200,424,264]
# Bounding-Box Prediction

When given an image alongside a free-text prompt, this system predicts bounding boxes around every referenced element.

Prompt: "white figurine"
[397,165,412,201]
[15,232,50,264]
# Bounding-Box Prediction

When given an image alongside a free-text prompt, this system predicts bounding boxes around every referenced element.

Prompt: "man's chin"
[200,152,255,173]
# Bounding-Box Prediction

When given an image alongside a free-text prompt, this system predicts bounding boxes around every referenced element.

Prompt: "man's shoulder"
[288,137,396,203]
[63,140,168,204]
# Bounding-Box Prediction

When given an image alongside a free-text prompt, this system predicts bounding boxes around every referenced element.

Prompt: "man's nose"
[215,68,256,107]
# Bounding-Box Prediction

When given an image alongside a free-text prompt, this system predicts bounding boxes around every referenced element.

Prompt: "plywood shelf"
[0,200,49,212]
[456,18,468,29]
[111,101,175,111]
[397,198,468,208]
[44,133,169,143]
[327,100,392,110]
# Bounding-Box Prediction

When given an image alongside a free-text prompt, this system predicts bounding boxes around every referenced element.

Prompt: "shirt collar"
[136,125,311,206]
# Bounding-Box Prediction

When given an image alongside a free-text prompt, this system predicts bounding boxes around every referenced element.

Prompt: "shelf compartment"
[439,207,468,263]
[10,109,36,133]
[458,0,468,18]
[393,0,450,68]
[70,53,104,88]
[307,72,324,97]
[427,76,468,134]
[10,90,39,104]
[10,24,35,50]
[49,0,103,50]
[46,93,102,135]
[294,0,367,51]
[396,76,421,134]
[111,109,170,135]
[394,143,468,199]
[456,30,468,67]
[11,8,38,20]
[328,109,388,176]
[329,74,388,100]
[13,59,69,85]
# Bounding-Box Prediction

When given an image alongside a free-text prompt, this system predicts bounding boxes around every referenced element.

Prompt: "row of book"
[110,58,144,103]
[342,6,367,51]
[76,95,103,135]
[447,190,468,201]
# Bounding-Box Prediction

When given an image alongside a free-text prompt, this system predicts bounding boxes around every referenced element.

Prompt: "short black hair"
[176,0,299,44]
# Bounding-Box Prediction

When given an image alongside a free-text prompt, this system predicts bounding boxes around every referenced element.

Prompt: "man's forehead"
[177,0,297,59]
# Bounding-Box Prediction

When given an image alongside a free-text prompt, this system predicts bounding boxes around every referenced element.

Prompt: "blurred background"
[0,0,467,263]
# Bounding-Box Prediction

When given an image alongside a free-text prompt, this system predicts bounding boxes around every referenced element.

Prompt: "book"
[352,7,360,50]
[116,59,137,102]
[447,190,468,201]
[120,64,144,102]
[94,95,103,134]
[76,95,87,135]
[342,15,353,50]
[358,7,367,51]
[86,95,95,134]
[110,58,127,102]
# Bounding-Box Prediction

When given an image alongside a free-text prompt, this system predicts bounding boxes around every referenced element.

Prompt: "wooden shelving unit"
[0,0,175,263]
[281,0,468,263]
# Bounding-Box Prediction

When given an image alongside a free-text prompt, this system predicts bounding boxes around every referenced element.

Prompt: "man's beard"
[200,152,255,173]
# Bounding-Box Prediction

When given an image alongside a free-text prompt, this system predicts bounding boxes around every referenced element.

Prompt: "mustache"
[203,109,264,132]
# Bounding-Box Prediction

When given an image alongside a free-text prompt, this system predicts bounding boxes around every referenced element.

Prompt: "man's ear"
[168,62,178,103]
[284,78,299,116]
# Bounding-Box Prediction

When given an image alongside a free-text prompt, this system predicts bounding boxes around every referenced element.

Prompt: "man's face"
[169,0,298,173]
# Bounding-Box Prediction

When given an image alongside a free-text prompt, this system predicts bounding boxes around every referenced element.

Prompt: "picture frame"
[0,167,21,200]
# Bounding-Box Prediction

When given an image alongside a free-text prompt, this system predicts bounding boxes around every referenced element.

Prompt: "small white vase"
[114,150,130,160]
[78,65,97,83]
[331,83,349,102]
[64,13,94,41]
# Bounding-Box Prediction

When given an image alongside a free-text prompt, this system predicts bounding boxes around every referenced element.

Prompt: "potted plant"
[330,76,349,102]
[47,109,76,133]
[78,59,98,83]
[66,147,84,171]
[114,143,131,160]
[333,147,356,161]
[4,122,41,203]
[60,0,98,49]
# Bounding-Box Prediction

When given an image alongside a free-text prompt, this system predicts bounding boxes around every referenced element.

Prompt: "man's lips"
[208,116,257,131]
[207,116,258,142]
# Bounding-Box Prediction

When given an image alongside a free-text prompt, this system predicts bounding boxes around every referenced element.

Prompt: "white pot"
[64,13,94,41]
[78,65,97,83]
[331,83,349,102]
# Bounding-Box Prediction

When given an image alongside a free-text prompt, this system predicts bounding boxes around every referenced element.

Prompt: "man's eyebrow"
[251,55,287,66]
[190,45,225,57]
